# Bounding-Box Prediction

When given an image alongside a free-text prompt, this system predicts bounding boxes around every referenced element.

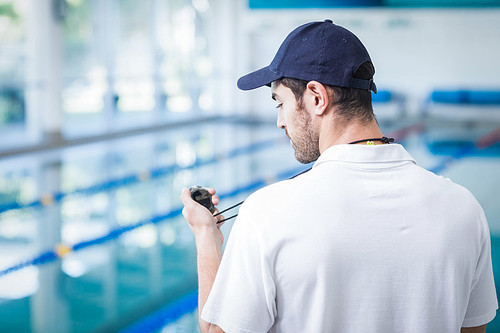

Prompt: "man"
[180,20,497,333]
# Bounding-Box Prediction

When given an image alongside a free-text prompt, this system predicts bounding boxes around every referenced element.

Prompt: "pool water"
[0,118,499,332]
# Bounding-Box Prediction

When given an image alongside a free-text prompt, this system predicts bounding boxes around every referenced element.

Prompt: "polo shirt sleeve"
[201,200,277,333]
[462,208,498,327]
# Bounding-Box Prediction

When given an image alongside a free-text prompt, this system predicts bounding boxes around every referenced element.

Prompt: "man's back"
[203,144,497,332]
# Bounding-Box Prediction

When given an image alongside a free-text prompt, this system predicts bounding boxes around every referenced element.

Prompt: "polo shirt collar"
[313,144,416,168]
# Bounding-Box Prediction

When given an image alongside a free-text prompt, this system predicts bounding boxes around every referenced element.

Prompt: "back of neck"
[319,118,384,152]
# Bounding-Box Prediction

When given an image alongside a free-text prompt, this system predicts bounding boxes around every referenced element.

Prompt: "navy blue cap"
[237,19,377,93]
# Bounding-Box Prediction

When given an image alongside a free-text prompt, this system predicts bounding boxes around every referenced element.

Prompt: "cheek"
[284,106,296,127]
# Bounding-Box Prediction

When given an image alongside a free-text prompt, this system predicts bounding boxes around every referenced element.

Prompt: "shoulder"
[415,167,488,234]
[241,179,295,215]
[243,170,310,210]
[419,167,479,204]
[235,170,310,227]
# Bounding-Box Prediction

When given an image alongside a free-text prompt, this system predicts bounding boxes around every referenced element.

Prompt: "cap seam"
[319,24,327,79]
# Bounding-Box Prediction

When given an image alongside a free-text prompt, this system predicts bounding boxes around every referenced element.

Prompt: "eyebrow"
[271,92,279,101]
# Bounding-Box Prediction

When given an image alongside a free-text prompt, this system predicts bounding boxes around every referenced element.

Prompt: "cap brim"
[237,67,281,91]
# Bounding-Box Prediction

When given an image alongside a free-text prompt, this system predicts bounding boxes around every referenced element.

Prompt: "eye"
[275,103,283,109]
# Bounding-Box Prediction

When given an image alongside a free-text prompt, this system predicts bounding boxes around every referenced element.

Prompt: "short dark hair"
[274,61,375,125]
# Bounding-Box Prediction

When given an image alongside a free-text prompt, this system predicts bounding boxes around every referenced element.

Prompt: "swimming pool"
[0,118,499,332]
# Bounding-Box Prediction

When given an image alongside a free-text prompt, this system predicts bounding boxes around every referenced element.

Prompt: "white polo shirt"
[202,144,498,333]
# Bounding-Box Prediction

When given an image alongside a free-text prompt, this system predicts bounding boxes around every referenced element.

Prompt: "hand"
[180,187,225,244]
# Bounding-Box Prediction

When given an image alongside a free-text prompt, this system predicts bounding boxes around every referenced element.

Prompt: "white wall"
[229,7,500,117]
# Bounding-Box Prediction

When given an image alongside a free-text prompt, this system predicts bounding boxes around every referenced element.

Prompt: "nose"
[276,109,286,130]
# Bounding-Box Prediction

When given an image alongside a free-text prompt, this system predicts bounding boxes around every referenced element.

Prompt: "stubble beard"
[289,104,320,164]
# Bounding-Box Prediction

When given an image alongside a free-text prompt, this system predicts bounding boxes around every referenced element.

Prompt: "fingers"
[181,186,220,206]
[216,214,225,226]
[212,208,225,223]
[180,187,225,226]
[180,187,194,206]
[212,194,220,206]
[204,188,220,205]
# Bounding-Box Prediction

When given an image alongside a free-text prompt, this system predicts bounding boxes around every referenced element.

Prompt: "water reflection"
[0,120,499,332]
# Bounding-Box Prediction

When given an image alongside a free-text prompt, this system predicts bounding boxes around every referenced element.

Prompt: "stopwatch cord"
[214,202,243,217]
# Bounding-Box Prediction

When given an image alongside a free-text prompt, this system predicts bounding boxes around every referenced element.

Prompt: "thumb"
[180,187,194,206]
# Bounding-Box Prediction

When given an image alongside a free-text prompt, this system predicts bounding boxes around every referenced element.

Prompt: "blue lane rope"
[1,124,496,278]
[120,125,500,332]
[119,290,198,333]
[0,122,455,277]
[0,137,286,215]
[117,132,498,332]
[428,143,478,174]
[118,168,313,333]
[0,122,426,215]
[427,124,500,174]
[1,123,496,330]
[0,164,310,277]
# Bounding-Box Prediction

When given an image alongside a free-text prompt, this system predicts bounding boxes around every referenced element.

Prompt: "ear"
[306,81,329,115]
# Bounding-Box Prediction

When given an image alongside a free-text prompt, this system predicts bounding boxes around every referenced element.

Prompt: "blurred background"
[0,0,500,332]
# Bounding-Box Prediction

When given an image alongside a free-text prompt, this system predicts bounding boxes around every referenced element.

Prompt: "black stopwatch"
[189,186,215,214]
